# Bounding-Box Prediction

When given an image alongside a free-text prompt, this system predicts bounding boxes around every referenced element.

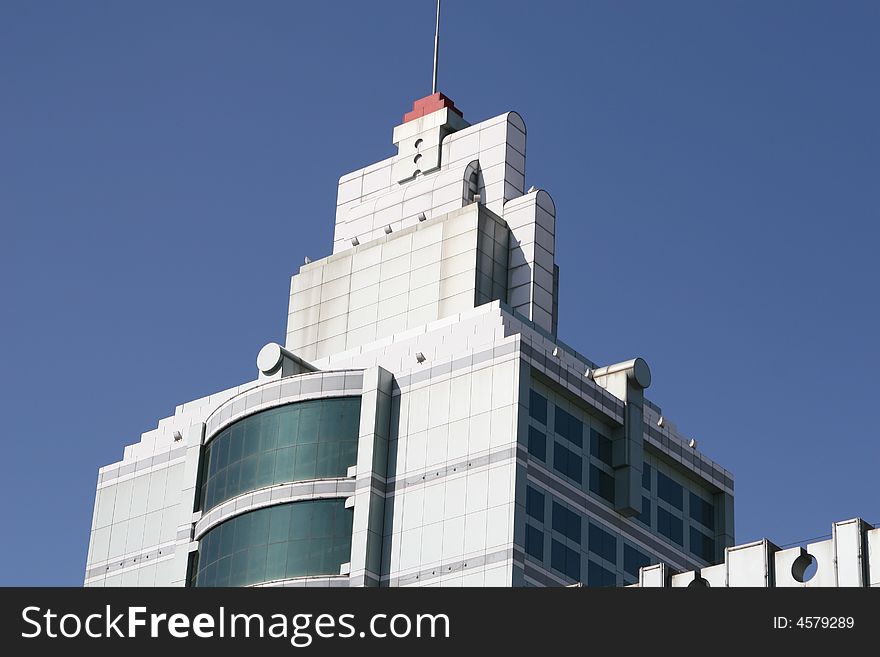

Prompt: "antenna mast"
[432,0,441,94]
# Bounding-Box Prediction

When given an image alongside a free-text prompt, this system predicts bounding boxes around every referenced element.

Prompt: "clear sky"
[1,1,877,585]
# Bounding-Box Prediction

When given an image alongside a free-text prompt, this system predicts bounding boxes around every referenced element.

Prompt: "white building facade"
[85,93,737,588]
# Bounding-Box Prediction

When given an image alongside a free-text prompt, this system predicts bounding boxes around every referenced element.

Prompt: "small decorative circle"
[632,357,652,388]
[792,553,818,583]
[256,343,284,374]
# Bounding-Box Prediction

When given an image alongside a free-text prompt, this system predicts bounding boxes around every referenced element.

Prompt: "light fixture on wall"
[688,438,698,449]
[551,346,559,357]
[528,185,538,193]
[584,368,593,379]
[415,352,426,364]
[351,237,360,246]
[384,225,393,234]
[418,212,427,222]
[173,431,183,442]
[304,256,312,264]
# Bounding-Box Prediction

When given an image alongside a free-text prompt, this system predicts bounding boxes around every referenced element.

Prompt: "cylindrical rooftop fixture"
[590,357,651,389]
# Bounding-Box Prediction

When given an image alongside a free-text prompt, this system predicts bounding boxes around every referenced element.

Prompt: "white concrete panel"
[834,519,866,587]
[441,516,465,560]
[95,486,117,530]
[444,477,467,520]
[487,463,513,508]
[404,430,428,474]
[806,539,838,587]
[421,521,444,565]
[868,528,880,587]
[402,487,425,531]
[700,563,727,587]
[348,283,379,311]
[425,425,449,468]
[465,470,489,514]
[446,418,469,461]
[468,412,491,455]
[485,504,510,548]
[423,481,446,526]
[490,406,515,449]
[379,274,411,302]
[470,368,494,415]
[399,527,423,570]
[464,510,488,553]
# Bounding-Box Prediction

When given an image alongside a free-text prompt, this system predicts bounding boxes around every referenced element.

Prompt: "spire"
[432,0,441,94]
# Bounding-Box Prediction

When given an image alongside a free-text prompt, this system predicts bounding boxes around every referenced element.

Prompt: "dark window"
[554,407,583,448]
[590,429,613,466]
[623,544,651,577]
[193,499,352,587]
[589,523,617,563]
[526,487,545,522]
[689,492,715,530]
[657,507,683,546]
[657,472,683,510]
[528,426,546,462]
[637,496,652,527]
[642,463,652,491]
[551,502,581,544]
[199,398,361,512]
[529,390,547,425]
[588,560,616,587]
[690,527,716,562]
[550,539,581,581]
[553,443,582,484]
[589,464,615,504]
[525,525,544,561]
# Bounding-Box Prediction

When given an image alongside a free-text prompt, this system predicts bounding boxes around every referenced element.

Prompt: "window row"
[199,398,362,511]
[192,499,353,587]
[529,391,613,461]
[525,525,658,586]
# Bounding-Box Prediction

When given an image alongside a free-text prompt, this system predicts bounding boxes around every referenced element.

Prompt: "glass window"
[550,539,581,582]
[590,429,612,466]
[529,390,547,425]
[623,544,651,577]
[193,499,352,587]
[588,560,616,587]
[525,525,544,561]
[554,407,583,448]
[589,465,615,505]
[526,486,545,522]
[657,471,683,510]
[551,502,581,544]
[528,426,546,462]
[589,523,617,564]
[689,492,715,530]
[199,397,362,512]
[553,442,582,484]
[657,507,683,546]
[642,463,652,491]
[637,496,652,527]
[690,527,716,562]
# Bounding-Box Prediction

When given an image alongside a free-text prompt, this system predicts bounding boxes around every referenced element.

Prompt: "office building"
[85,91,736,588]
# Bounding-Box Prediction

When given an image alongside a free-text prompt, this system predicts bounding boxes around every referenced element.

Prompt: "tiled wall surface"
[333,112,526,254]
[286,204,510,362]
[380,347,520,586]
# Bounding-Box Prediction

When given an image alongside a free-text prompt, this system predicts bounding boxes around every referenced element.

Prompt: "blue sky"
[1,1,877,585]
